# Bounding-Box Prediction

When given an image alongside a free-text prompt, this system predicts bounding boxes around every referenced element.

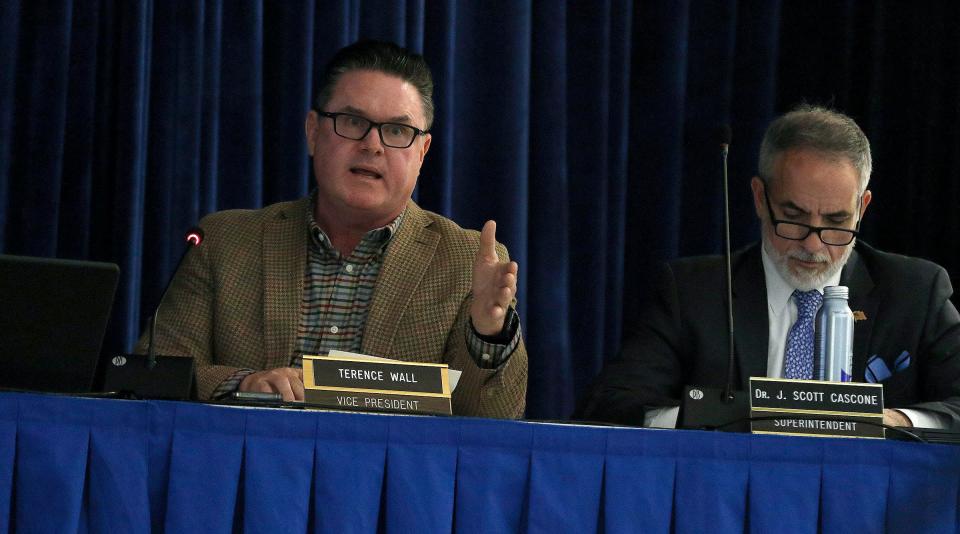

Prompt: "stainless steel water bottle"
[814,285,854,382]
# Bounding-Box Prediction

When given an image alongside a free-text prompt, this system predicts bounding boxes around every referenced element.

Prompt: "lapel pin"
[853,310,867,321]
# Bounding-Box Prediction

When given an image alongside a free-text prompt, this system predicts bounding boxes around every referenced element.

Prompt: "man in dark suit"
[579,105,960,430]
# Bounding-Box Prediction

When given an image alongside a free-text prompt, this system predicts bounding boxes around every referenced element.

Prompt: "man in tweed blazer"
[140,40,527,418]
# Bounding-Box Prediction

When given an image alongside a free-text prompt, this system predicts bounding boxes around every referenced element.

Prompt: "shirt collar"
[307,191,406,258]
[760,244,843,317]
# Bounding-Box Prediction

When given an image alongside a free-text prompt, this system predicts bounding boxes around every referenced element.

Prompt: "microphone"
[146,226,204,369]
[720,125,736,403]
[678,126,748,431]
[103,227,201,400]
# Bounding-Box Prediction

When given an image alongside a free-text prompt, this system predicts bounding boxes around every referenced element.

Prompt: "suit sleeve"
[576,263,687,425]
[910,267,960,430]
[445,243,528,419]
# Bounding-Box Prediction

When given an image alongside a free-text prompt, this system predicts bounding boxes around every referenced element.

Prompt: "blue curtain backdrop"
[2,1,960,420]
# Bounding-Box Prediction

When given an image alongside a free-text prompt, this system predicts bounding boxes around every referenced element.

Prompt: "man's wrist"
[465,307,521,369]
[883,408,913,428]
[471,307,518,344]
[212,368,257,399]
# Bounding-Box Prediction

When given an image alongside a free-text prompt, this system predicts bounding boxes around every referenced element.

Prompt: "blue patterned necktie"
[783,289,823,380]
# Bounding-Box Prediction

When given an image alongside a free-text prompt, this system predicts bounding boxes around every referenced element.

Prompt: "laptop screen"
[0,254,119,393]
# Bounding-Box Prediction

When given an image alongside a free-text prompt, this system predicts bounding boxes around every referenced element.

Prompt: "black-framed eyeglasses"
[316,110,428,149]
[761,181,862,246]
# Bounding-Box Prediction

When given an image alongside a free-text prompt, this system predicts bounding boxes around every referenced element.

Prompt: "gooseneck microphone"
[102,226,201,399]
[145,227,204,369]
[678,126,749,431]
[720,125,736,403]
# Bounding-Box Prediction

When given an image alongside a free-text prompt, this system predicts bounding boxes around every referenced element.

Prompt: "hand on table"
[883,408,912,427]
[239,367,304,402]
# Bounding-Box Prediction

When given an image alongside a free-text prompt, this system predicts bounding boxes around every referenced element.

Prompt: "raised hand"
[470,220,519,336]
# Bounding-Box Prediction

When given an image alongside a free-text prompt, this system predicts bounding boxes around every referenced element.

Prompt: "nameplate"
[750,378,884,439]
[750,414,884,438]
[304,355,448,394]
[305,388,451,415]
[302,355,452,416]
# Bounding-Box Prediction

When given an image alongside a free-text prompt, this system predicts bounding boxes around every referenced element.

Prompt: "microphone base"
[103,353,195,400]
[678,385,749,432]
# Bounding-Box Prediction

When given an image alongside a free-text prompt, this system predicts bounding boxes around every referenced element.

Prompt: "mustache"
[787,249,830,263]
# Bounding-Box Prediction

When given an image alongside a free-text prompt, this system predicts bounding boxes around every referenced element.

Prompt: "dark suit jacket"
[136,197,527,418]
[578,242,960,430]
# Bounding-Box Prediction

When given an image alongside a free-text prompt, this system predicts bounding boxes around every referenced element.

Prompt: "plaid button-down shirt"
[290,210,405,360]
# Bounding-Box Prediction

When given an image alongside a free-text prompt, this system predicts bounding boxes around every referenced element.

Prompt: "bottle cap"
[823,285,848,299]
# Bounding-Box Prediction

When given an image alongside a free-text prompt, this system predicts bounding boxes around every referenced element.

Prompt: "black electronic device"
[102,353,195,399]
[679,385,749,432]
[0,254,119,393]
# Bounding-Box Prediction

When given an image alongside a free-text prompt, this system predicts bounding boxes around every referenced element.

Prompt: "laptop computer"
[0,254,119,393]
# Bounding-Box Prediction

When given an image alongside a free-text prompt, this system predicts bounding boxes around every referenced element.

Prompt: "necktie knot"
[792,289,822,319]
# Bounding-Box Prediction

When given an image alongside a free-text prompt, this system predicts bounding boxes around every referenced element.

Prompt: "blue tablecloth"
[1,392,958,533]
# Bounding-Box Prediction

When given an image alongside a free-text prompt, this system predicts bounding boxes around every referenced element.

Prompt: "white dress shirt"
[760,245,841,378]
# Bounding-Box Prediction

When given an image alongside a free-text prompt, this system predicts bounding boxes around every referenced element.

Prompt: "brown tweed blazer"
[137,197,527,418]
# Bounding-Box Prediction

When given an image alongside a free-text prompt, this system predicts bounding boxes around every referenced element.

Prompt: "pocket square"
[865,351,911,383]
[894,350,911,372]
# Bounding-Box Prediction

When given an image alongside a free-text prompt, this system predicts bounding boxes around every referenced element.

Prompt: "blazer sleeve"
[575,262,687,425]
[909,266,960,430]
[445,243,528,419]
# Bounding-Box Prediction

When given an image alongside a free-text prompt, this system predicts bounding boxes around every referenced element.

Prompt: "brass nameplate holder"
[750,377,885,439]
[303,354,452,415]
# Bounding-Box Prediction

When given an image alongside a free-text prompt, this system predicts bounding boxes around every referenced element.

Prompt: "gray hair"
[758,104,872,193]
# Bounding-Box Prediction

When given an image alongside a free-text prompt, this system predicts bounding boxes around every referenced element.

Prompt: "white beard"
[762,230,854,291]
